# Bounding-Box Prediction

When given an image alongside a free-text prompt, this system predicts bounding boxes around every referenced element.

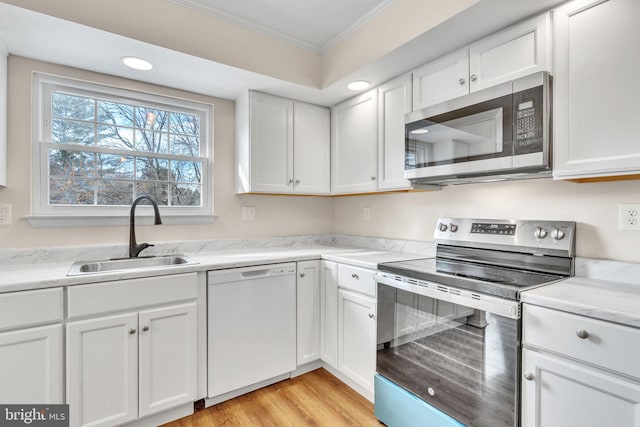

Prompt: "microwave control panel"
[513,85,544,154]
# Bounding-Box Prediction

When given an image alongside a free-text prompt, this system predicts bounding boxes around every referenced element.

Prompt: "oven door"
[376,280,521,427]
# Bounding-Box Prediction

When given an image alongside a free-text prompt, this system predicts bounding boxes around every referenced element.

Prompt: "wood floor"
[162,369,381,427]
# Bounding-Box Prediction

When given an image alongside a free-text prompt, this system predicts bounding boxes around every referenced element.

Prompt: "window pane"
[97,154,134,179]
[49,149,95,178]
[171,160,201,183]
[52,93,94,121]
[97,101,134,126]
[170,134,200,156]
[97,125,134,150]
[52,119,95,145]
[135,107,168,132]
[170,112,199,136]
[171,183,201,206]
[97,180,133,205]
[135,130,169,153]
[136,157,169,181]
[49,177,95,205]
[136,182,169,205]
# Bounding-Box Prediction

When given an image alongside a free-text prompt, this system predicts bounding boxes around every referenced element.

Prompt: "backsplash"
[0,234,637,285]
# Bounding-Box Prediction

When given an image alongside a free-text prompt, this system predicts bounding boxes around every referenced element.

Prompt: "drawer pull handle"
[351,273,359,279]
[524,372,534,381]
[576,329,589,339]
[129,328,136,335]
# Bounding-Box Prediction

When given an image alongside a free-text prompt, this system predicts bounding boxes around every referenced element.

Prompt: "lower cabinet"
[67,302,197,427]
[338,289,377,394]
[296,260,321,366]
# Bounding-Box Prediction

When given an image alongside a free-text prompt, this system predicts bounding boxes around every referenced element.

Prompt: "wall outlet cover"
[619,203,640,230]
[0,203,11,225]
[242,206,257,221]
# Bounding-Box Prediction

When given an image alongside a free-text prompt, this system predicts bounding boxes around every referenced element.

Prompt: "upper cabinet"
[553,0,640,181]
[331,89,379,194]
[236,91,330,194]
[0,41,7,187]
[412,13,551,110]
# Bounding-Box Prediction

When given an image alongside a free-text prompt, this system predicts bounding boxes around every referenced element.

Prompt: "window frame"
[30,73,215,227]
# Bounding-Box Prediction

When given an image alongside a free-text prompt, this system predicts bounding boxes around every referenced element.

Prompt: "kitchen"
[0,0,639,426]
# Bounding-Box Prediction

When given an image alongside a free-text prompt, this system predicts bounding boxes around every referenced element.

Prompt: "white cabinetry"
[377,74,412,191]
[296,260,321,366]
[331,89,378,194]
[522,304,640,427]
[66,274,198,427]
[553,0,640,180]
[236,91,330,194]
[320,260,339,369]
[0,288,63,403]
[413,13,550,110]
[0,41,7,186]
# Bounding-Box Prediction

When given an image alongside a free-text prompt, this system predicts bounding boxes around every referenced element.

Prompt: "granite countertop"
[0,246,422,294]
[521,276,640,328]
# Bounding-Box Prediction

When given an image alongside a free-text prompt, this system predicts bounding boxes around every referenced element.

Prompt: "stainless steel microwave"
[404,71,551,184]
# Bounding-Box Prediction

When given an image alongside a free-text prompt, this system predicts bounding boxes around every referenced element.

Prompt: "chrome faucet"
[129,195,162,258]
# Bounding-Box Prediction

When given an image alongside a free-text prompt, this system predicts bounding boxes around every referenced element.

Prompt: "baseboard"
[120,403,193,427]
[204,372,291,406]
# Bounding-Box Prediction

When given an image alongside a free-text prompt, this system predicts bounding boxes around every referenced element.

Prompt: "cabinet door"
[293,103,330,194]
[0,43,6,187]
[338,289,376,394]
[469,13,550,92]
[249,92,294,193]
[522,349,640,427]
[296,260,321,366]
[412,49,469,110]
[553,0,640,179]
[378,74,412,191]
[0,324,62,403]
[67,313,139,427]
[331,90,378,194]
[320,261,339,369]
[138,302,197,418]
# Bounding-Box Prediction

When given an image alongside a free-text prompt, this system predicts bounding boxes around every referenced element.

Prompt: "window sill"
[25,214,218,228]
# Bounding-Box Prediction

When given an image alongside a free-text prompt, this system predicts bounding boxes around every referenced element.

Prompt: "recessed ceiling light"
[121,56,153,71]
[411,129,430,134]
[347,80,371,91]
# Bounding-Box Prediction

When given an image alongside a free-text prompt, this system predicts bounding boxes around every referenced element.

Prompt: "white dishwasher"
[207,263,296,398]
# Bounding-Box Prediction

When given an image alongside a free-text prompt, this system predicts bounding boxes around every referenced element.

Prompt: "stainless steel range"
[374,218,576,427]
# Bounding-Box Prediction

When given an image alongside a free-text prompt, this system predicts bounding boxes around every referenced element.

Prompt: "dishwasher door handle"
[241,269,272,278]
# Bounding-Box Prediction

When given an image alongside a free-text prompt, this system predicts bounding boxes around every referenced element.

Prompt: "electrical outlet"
[363,206,371,222]
[242,206,256,221]
[0,203,11,225]
[619,203,640,230]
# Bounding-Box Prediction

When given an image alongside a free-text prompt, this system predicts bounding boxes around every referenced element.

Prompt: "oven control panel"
[434,218,576,257]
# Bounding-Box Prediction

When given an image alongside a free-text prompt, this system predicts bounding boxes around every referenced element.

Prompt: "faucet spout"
[129,195,162,258]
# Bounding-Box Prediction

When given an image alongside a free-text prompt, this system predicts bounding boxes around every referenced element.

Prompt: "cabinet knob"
[370,176,376,181]
[458,78,466,85]
[287,179,294,184]
[142,325,150,332]
[295,179,300,184]
[470,74,478,82]
[524,372,534,381]
[128,328,136,335]
[351,273,359,279]
[299,272,306,278]
[576,329,589,339]
[368,313,375,319]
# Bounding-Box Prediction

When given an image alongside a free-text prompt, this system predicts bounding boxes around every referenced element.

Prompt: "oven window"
[377,283,519,427]
[405,94,513,169]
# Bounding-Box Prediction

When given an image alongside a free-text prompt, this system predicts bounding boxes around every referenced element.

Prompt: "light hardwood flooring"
[162,368,381,426]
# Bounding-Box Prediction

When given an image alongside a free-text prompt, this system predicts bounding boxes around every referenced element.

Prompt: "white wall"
[0,56,334,249]
[333,178,640,263]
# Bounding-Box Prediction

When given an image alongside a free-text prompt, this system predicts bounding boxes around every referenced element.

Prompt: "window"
[31,74,213,226]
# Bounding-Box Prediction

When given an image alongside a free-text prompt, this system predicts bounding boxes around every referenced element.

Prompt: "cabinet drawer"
[0,288,63,331]
[68,273,198,319]
[523,304,640,378]
[338,264,376,297]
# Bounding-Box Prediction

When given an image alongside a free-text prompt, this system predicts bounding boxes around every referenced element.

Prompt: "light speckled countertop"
[522,276,640,328]
[0,246,424,293]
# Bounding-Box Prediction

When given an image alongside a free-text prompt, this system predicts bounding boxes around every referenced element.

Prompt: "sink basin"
[67,254,198,276]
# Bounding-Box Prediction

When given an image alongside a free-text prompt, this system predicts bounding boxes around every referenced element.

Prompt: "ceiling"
[168,0,395,52]
[0,0,568,106]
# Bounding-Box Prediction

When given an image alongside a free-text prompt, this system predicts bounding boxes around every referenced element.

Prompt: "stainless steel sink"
[67,254,199,276]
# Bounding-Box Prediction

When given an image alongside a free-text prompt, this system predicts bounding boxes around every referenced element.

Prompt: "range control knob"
[438,223,448,232]
[534,227,548,239]
[449,223,459,233]
[551,228,566,241]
